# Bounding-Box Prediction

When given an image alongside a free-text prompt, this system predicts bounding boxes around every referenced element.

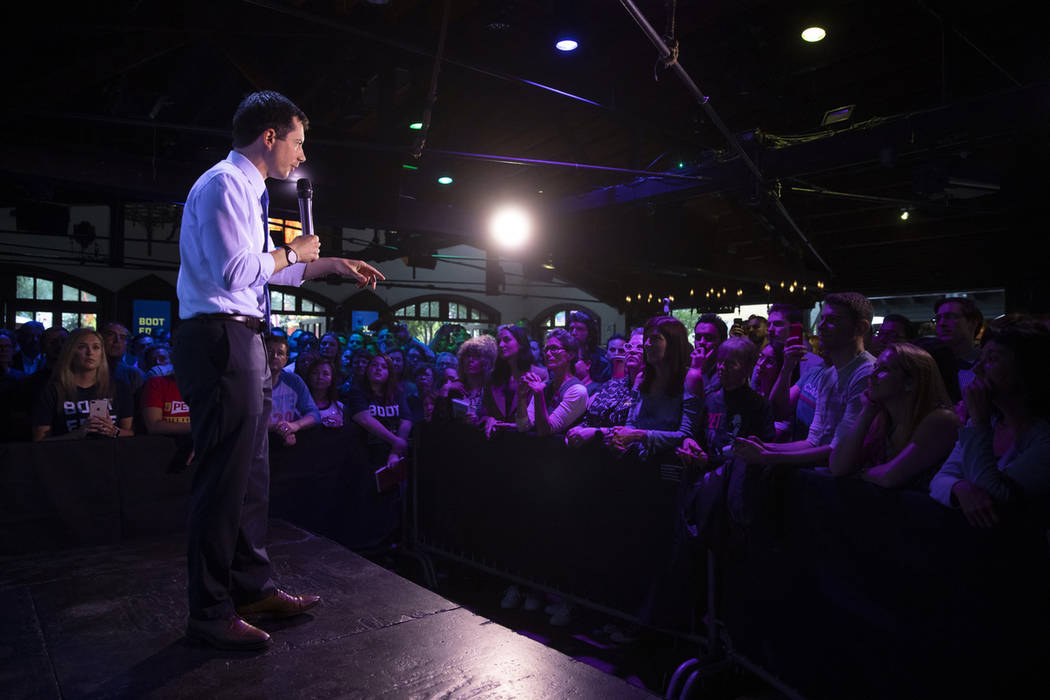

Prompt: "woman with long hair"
[481,325,539,437]
[306,356,343,428]
[930,320,1050,525]
[32,328,134,440]
[565,328,645,447]
[318,332,345,384]
[517,328,588,436]
[610,316,698,457]
[831,342,961,489]
[346,353,411,469]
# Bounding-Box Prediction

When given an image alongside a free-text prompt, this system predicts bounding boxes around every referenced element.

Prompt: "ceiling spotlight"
[409,122,423,130]
[900,209,910,221]
[489,206,531,249]
[626,296,632,302]
[555,38,579,52]
[437,176,453,185]
[801,26,826,43]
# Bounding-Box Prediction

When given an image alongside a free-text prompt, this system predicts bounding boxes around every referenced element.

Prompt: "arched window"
[269,286,331,337]
[533,304,601,332]
[392,295,500,344]
[5,267,105,330]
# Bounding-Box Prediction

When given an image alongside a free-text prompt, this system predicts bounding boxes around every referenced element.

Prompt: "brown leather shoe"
[235,589,320,619]
[186,616,271,651]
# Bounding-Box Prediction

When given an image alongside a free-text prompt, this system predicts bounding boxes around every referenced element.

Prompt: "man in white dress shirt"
[175,91,383,650]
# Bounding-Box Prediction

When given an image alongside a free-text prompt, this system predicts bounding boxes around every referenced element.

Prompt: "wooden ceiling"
[2,0,1048,310]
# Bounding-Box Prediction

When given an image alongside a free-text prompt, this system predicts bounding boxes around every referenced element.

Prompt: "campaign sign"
[133,299,171,336]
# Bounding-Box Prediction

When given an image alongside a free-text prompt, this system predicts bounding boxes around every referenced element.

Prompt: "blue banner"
[132,299,171,336]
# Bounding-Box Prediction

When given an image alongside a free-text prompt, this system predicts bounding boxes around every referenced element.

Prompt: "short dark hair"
[824,292,874,326]
[981,319,1050,418]
[232,91,309,148]
[881,314,915,339]
[768,303,803,324]
[265,334,289,351]
[933,296,983,339]
[567,310,600,349]
[695,314,728,342]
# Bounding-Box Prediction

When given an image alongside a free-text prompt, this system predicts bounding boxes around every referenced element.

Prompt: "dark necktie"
[261,190,271,327]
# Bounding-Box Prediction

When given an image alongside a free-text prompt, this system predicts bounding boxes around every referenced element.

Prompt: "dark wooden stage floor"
[1,520,654,699]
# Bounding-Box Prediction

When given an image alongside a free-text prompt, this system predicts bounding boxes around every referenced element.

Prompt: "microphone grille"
[296,178,313,198]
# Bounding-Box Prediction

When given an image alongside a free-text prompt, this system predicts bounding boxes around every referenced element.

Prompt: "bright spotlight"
[900,210,910,221]
[489,206,531,249]
[437,176,453,185]
[801,26,826,42]
[555,38,579,52]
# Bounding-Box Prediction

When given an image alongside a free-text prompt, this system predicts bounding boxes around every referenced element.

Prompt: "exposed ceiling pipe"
[618,0,833,276]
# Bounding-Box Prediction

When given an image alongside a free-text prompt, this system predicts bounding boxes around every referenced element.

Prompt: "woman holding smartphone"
[32,327,133,440]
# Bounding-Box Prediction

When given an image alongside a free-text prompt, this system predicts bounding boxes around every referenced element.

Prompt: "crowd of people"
[4,298,1049,535]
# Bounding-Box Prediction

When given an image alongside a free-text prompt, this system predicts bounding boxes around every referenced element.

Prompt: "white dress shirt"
[177,151,305,318]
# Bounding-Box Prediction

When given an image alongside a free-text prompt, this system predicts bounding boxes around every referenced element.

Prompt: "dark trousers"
[174,318,274,620]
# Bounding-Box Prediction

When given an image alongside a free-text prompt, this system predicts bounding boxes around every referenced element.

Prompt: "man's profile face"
[767,311,790,344]
[935,302,976,347]
[568,321,589,347]
[266,118,306,180]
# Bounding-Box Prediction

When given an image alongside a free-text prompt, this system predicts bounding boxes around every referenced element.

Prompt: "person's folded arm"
[829,403,879,476]
[351,411,403,448]
[960,424,1050,504]
[545,383,588,434]
[142,406,191,435]
[863,410,961,488]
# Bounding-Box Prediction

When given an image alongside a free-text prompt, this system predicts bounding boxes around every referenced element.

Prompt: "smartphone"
[89,399,110,420]
[787,323,804,346]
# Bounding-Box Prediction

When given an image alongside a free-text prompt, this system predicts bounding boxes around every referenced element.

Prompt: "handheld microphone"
[296,178,315,239]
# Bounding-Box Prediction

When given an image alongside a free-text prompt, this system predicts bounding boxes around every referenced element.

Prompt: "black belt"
[193,313,267,333]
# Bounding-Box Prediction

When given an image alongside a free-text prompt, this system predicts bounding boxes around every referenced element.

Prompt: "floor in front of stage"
[0,520,655,699]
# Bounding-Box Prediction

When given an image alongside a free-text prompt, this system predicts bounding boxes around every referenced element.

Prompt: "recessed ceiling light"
[437,176,453,185]
[801,27,826,43]
[555,38,578,52]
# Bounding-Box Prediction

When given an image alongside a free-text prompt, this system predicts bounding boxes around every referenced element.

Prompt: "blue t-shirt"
[270,370,320,426]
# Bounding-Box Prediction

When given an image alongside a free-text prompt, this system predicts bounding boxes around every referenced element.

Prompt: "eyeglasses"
[624,343,643,351]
